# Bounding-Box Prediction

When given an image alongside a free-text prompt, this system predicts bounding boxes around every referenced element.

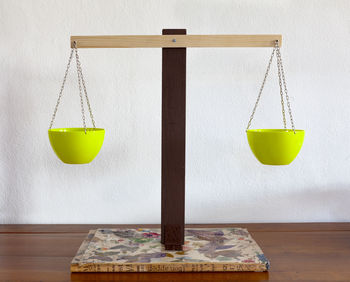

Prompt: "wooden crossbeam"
[70,34,282,48]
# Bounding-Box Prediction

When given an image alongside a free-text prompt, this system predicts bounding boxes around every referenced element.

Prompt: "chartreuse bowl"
[48,128,105,164]
[247,129,304,165]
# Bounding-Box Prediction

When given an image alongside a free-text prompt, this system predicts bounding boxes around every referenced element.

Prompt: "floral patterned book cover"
[71,228,269,272]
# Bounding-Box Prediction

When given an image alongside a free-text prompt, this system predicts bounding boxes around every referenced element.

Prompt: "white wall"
[1,0,350,224]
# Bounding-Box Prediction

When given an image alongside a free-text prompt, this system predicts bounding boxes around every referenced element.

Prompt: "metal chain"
[246,40,296,133]
[246,46,276,131]
[276,41,287,129]
[74,44,96,128]
[49,42,96,134]
[276,44,296,134]
[74,43,87,133]
[49,48,74,129]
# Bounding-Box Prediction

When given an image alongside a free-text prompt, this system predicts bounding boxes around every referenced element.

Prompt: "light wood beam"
[70,34,282,48]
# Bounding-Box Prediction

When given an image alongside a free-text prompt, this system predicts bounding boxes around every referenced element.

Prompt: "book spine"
[71,263,267,272]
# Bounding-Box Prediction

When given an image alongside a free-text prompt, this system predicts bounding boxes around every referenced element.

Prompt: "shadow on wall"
[190,185,350,223]
[287,186,350,221]
[1,67,36,224]
[266,185,350,221]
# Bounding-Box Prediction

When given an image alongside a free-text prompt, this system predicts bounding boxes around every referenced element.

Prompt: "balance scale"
[48,29,305,273]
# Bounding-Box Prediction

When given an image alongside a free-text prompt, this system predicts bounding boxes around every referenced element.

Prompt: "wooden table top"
[1,223,350,281]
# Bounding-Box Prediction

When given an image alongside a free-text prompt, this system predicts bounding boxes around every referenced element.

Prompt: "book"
[71,228,269,272]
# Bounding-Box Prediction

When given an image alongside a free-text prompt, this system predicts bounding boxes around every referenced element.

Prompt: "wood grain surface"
[161,29,186,250]
[70,35,282,48]
[1,223,350,281]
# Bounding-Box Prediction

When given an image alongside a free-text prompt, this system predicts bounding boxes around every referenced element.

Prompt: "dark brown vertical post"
[161,29,186,251]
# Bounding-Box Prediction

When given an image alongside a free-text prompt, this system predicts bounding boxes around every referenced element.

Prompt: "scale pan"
[48,128,105,164]
[247,129,304,165]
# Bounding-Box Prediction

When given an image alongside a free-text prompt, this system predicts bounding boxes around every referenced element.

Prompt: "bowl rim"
[48,128,105,133]
[247,129,304,134]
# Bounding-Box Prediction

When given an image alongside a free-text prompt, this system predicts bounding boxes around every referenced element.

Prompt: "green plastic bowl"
[247,129,305,165]
[48,128,105,164]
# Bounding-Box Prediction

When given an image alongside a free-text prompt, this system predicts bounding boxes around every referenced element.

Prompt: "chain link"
[276,44,296,133]
[49,41,96,133]
[74,45,96,128]
[246,47,276,130]
[246,40,296,134]
[276,41,287,129]
[74,44,87,133]
[49,48,74,129]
